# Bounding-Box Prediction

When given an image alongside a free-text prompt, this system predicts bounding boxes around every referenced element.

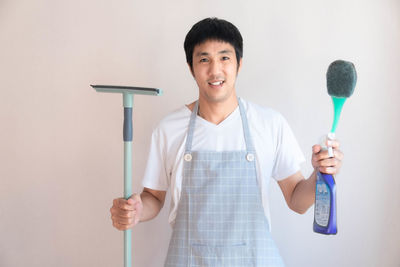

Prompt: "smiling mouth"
[208,81,224,86]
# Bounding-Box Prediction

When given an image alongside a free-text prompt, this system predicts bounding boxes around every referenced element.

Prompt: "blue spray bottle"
[313,60,357,235]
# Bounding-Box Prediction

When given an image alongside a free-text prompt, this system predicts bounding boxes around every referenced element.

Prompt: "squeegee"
[91,85,162,267]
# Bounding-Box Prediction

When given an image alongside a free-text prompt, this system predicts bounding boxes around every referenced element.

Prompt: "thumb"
[128,194,141,204]
[127,197,135,205]
[132,194,143,224]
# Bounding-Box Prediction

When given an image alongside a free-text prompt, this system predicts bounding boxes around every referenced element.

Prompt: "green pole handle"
[123,93,133,267]
[124,142,132,267]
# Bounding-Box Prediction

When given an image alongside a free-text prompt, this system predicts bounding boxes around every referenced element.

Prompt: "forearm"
[286,140,343,214]
[289,170,317,214]
[138,191,164,222]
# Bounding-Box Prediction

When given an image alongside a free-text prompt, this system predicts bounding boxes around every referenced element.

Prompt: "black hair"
[184,17,243,71]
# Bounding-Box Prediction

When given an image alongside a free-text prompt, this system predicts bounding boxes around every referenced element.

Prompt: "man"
[110,17,343,266]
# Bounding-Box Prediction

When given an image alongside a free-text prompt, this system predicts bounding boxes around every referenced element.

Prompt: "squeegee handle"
[123,93,133,267]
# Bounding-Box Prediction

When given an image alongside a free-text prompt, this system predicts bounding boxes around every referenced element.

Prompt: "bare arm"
[278,171,316,214]
[139,187,167,222]
[278,140,343,214]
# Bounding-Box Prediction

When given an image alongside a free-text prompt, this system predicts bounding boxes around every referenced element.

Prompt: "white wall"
[1,0,399,266]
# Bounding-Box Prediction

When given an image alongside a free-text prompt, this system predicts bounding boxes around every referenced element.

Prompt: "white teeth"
[210,81,223,85]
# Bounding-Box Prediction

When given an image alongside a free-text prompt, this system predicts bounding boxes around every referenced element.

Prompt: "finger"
[312,152,321,168]
[111,211,135,224]
[112,211,140,226]
[333,149,344,161]
[110,204,129,216]
[319,166,337,174]
[113,221,133,231]
[113,209,135,219]
[318,148,344,160]
[312,145,321,154]
[318,158,340,167]
[314,150,331,161]
[113,221,125,230]
[110,206,126,216]
[112,214,135,225]
[116,198,135,211]
[112,221,121,230]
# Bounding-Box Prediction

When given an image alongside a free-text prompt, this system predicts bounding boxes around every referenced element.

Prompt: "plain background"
[1,0,399,266]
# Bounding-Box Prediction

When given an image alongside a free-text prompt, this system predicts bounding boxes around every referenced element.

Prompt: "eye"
[200,58,209,63]
[222,56,230,61]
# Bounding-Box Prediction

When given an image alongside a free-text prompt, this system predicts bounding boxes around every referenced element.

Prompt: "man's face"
[190,40,242,104]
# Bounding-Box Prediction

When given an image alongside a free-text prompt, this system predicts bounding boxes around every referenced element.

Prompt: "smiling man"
[188,40,241,125]
[110,17,343,266]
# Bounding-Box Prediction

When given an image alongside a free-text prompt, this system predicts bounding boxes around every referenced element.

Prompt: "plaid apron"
[165,98,285,266]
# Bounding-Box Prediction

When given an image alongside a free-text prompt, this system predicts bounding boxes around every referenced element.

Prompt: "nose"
[208,59,222,76]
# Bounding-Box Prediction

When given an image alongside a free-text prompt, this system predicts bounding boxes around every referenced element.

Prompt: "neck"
[197,94,238,125]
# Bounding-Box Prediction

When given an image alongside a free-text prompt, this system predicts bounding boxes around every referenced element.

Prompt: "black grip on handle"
[123,108,132,142]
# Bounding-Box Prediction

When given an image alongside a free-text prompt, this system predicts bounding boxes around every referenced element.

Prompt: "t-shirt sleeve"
[141,127,169,191]
[271,114,306,181]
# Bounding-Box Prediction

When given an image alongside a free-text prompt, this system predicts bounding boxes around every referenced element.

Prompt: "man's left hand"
[312,139,344,175]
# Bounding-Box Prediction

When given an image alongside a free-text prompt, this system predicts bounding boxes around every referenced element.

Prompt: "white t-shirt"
[142,98,305,230]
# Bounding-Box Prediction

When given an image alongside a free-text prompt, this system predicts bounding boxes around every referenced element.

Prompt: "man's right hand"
[110,194,143,231]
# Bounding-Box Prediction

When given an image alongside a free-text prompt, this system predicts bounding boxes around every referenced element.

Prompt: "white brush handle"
[319,133,335,157]
[327,132,335,157]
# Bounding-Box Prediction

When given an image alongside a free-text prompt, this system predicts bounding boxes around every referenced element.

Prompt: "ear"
[187,63,195,77]
[237,58,243,75]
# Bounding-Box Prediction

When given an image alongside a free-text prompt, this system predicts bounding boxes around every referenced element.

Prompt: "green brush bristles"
[327,60,357,98]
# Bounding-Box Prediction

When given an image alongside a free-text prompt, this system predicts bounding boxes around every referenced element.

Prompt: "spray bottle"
[313,60,357,235]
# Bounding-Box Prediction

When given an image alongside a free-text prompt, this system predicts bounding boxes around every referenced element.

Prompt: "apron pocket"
[190,242,252,266]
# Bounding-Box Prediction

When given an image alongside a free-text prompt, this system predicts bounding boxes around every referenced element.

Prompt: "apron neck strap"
[185,101,199,152]
[237,98,255,152]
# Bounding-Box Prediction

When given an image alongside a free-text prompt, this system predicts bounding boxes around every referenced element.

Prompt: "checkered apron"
[164,98,285,266]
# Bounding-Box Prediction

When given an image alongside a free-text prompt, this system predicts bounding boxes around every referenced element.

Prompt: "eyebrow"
[195,50,233,57]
